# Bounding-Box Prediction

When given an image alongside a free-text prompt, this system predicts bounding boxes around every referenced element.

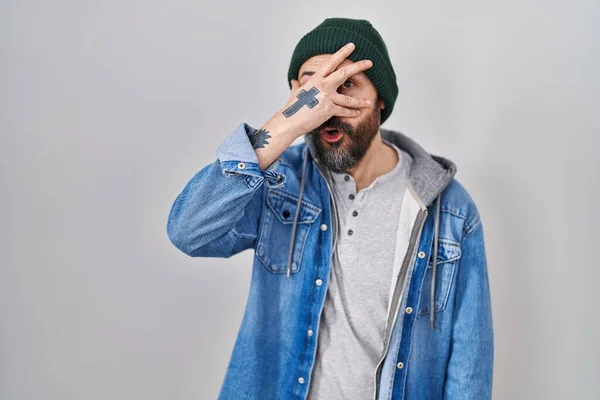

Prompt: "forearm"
[251,110,302,171]
[167,123,287,257]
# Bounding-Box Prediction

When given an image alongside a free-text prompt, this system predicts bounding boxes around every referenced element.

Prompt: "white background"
[1,0,599,399]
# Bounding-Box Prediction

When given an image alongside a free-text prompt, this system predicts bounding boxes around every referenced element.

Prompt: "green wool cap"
[287,18,398,124]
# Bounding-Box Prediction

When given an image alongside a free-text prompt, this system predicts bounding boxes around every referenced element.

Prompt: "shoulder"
[439,178,482,237]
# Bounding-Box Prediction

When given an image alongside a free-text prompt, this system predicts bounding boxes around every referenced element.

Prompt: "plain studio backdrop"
[1,1,599,399]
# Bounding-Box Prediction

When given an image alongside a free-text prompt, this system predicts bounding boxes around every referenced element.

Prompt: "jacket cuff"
[216,122,286,189]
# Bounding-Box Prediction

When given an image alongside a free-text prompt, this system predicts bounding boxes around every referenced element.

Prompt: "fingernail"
[366,99,372,105]
[347,42,355,48]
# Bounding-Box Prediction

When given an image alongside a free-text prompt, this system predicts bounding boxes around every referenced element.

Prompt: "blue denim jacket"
[167,123,494,400]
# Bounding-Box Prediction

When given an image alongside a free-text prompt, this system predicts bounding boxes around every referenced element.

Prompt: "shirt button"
[344,175,350,181]
[307,329,314,336]
[298,377,305,384]
[352,210,358,217]
[349,194,355,200]
[396,362,404,369]
[237,162,246,169]
[418,251,426,259]
[315,279,323,286]
[348,229,354,235]
[320,224,328,231]
[405,307,413,314]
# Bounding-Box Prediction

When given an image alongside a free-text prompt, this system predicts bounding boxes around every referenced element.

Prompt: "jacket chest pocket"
[256,189,322,274]
[417,238,461,316]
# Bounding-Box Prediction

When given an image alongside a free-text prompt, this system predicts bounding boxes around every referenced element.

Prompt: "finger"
[317,42,356,77]
[328,59,373,86]
[332,105,362,118]
[332,93,373,109]
[290,79,300,91]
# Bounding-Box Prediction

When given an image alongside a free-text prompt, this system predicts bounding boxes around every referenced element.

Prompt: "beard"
[307,103,381,173]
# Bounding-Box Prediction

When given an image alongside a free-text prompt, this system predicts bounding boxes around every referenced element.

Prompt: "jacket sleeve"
[443,216,494,399]
[166,122,286,258]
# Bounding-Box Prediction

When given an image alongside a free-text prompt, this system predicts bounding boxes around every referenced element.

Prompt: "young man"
[167,18,494,400]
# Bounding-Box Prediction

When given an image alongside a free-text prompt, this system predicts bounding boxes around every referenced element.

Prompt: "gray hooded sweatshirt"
[283,128,457,398]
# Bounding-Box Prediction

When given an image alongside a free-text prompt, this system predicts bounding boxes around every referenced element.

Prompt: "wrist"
[264,110,304,139]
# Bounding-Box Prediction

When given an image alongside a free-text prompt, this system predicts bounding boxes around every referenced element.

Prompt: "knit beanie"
[287,18,398,124]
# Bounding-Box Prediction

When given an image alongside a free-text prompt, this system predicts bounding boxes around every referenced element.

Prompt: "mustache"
[320,117,354,136]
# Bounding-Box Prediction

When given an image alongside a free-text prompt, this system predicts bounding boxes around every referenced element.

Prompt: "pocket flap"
[429,238,461,266]
[266,190,321,224]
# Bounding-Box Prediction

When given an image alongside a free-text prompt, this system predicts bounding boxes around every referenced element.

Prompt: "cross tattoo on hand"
[282,87,320,118]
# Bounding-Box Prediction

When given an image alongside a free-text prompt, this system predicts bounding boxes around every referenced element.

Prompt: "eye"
[342,80,354,89]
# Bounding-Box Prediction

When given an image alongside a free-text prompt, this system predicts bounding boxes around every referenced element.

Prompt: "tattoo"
[282,86,320,118]
[248,128,271,149]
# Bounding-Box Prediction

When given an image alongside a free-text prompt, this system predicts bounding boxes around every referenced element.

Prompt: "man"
[167,18,494,400]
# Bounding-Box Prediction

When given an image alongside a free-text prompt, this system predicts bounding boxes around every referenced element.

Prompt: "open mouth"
[320,128,344,143]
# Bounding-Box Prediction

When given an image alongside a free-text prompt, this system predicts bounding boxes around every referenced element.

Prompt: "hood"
[286,128,457,330]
